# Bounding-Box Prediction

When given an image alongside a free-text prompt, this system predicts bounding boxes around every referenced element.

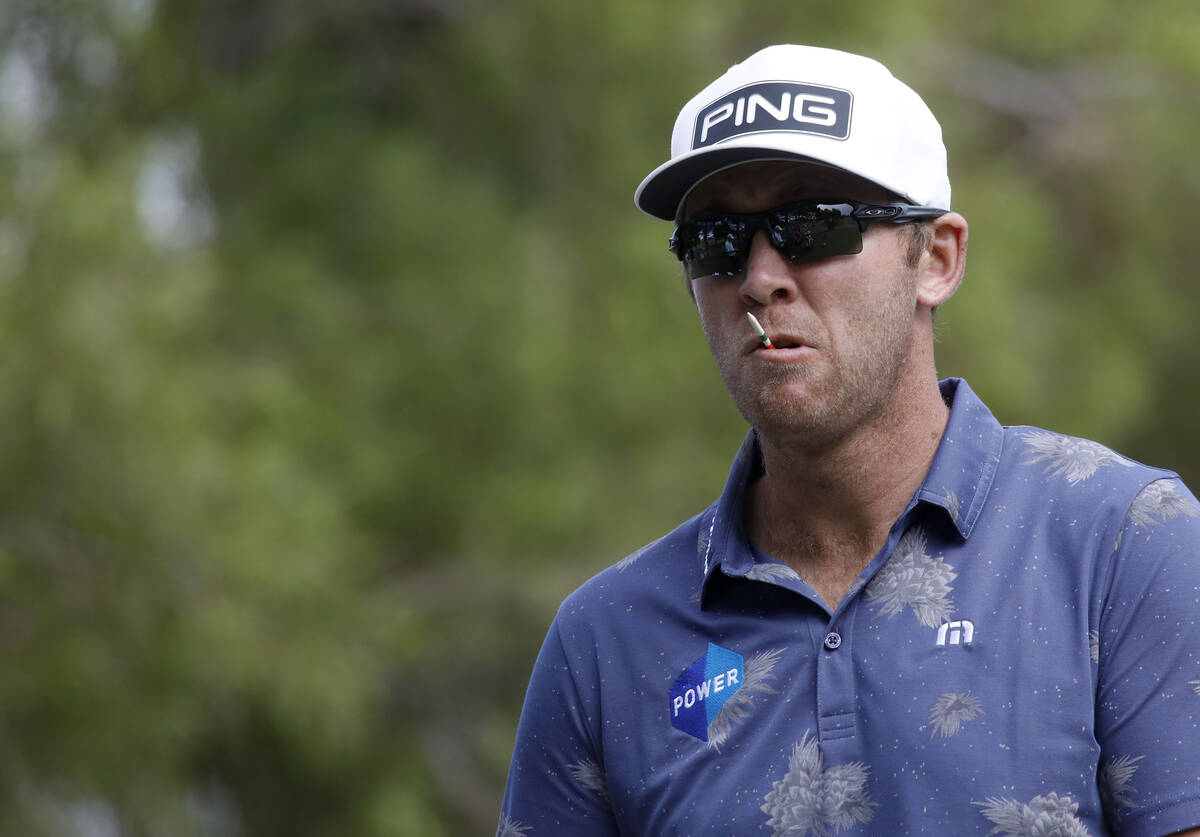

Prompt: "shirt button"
[823,632,842,651]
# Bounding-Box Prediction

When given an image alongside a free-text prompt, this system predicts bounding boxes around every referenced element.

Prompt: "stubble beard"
[712,270,919,453]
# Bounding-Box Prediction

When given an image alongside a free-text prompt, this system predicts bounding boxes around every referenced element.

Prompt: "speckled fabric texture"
[499,379,1200,836]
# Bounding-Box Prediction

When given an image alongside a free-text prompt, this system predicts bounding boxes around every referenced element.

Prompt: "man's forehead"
[682,160,893,218]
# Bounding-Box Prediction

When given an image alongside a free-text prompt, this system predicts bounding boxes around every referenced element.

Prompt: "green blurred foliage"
[0,0,1197,834]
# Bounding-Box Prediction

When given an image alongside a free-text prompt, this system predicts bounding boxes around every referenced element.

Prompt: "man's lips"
[745,331,812,354]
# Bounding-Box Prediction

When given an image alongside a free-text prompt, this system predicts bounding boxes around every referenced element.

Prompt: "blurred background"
[1,0,1198,834]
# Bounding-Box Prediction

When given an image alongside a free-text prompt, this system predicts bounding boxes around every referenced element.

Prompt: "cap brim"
[634,145,835,221]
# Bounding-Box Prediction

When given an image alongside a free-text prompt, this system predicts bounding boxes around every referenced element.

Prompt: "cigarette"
[746,312,774,349]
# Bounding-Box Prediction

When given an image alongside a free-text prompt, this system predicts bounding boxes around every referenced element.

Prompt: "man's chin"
[737,391,848,446]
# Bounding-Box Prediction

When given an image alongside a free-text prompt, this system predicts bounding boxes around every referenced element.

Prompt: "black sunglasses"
[668,199,947,281]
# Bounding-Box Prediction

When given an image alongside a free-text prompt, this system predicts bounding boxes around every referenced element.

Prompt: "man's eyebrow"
[679,193,739,220]
[682,200,725,220]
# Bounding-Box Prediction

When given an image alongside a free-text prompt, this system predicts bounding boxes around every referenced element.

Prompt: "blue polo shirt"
[498,379,1200,836]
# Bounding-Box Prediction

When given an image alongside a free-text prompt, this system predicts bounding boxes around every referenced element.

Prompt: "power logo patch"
[669,643,745,742]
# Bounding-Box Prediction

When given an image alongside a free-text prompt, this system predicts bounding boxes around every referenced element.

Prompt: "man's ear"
[916,212,968,309]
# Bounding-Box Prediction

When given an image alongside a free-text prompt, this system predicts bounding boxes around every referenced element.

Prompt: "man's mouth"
[744,315,812,354]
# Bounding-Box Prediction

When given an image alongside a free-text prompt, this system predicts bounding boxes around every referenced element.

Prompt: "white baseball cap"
[634,45,951,221]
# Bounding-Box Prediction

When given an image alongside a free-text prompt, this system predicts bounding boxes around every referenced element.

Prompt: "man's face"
[682,161,926,450]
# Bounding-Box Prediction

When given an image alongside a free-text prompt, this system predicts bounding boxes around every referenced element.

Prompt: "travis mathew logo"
[691,81,852,148]
[669,643,745,742]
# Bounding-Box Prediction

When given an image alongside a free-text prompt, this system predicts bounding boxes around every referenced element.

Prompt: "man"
[498,45,1200,836]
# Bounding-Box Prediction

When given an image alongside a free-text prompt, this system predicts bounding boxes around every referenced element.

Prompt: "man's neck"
[745,380,950,610]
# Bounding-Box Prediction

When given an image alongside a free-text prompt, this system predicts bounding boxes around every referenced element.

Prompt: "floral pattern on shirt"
[1126,479,1199,528]
[495,815,530,837]
[761,731,876,836]
[570,758,609,801]
[927,692,984,739]
[1115,478,1199,549]
[1020,429,1133,486]
[1099,754,1142,815]
[746,563,802,585]
[865,527,956,627]
[975,792,1090,836]
[616,543,650,571]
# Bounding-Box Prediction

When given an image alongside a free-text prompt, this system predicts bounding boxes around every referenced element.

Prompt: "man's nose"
[738,231,798,307]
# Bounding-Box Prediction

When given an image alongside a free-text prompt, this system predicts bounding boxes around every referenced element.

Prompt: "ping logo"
[936,620,975,646]
[691,81,852,148]
[669,643,744,742]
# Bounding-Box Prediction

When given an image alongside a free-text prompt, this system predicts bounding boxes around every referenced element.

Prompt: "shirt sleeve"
[1095,477,1200,837]
[498,616,619,837]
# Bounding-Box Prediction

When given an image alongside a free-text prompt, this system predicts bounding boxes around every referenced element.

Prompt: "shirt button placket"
[816,616,858,758]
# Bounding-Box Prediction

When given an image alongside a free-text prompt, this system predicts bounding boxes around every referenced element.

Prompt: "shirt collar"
[919,377,1004,539]
[697,377,1004,589]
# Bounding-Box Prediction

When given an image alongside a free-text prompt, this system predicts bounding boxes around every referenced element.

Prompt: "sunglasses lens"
[772,206,864,266]
[674,220,751,280]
